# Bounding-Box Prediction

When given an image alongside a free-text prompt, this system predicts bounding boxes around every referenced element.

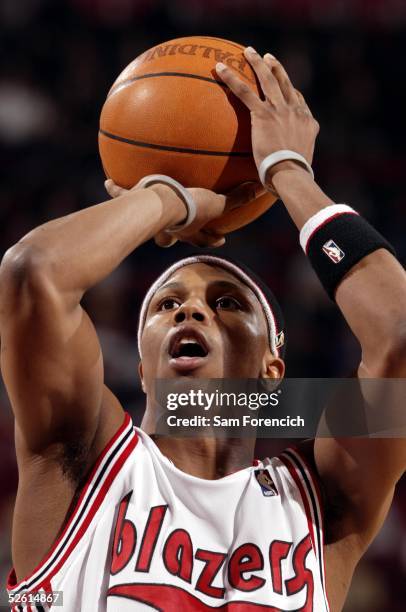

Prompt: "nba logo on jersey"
[322,239,345,263]
[255,469,278,496]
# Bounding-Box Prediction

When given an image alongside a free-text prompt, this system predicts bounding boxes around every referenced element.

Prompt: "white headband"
[137,255,283,358]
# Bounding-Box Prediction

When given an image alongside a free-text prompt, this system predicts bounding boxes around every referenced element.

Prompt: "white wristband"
[259,150,314,190]
[299,204,358,253]
[136,174,197,231]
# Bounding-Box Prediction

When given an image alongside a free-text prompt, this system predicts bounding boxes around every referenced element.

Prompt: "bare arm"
[217,48,406,553]
[0,174,254,455]
[273,169,406,546]
[0,184,190,455]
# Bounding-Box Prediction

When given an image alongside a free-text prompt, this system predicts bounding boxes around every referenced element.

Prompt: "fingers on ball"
[263,55,297,105]
[243,48,284,104]
[215,62,258,110]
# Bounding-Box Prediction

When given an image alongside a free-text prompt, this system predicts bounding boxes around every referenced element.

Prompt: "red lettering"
[163,529,194,583]
[269,540,292,594]
[228,543,266,592]
[135,505,167,572]
[285,534,314,610]
[110,497,317,608]
[110,491,136,575]
[195,549,226,599]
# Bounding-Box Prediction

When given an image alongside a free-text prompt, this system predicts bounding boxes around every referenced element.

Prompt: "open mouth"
[170,337,209,359]
[168,328,210,371]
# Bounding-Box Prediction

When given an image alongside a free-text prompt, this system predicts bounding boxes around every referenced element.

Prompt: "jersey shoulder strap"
[278,447,328,607]
[8,413,138,597]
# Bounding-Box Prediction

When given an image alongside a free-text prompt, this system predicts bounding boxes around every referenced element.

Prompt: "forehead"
[160,263,253,293]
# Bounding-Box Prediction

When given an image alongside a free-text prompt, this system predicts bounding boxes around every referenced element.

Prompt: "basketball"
[99,36,276,233]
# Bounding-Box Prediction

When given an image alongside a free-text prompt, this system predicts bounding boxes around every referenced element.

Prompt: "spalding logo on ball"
[99,36,277,233]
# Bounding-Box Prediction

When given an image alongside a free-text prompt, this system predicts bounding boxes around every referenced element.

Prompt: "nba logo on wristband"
[322,239,345,263]
[300,204,395,299]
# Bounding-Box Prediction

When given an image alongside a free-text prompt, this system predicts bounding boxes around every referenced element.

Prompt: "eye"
[215,296,242,311]
[158,298,181,311]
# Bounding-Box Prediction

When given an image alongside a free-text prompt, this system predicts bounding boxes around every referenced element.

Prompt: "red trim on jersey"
[37,432,138,589]
[288,447,325,536]
[8,412,136,592]
[305,210,359,254]
[278,455,317,555]
[290,449,330,612]
[282,448,330,612]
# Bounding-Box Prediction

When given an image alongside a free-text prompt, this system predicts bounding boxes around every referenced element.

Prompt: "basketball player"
[1,48,405,611]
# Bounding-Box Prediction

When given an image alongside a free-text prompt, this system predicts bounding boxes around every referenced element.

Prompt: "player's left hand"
[215,48,319,188]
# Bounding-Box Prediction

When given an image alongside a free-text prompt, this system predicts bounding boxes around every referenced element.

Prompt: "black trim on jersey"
[283,449,324,593]
[12,425,134,595]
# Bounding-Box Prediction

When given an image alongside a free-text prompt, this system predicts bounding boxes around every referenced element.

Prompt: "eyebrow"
[208,280,248,293]
[156,281,185,293]
[157,279,250,295]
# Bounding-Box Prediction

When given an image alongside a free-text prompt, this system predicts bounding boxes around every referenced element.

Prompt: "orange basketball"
[99,36,276,233]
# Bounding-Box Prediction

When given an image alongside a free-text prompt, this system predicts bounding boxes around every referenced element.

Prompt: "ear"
[138,361,146,393]
[261,350,285,380]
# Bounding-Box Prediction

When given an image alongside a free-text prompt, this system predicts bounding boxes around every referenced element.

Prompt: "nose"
[174,301,207,324]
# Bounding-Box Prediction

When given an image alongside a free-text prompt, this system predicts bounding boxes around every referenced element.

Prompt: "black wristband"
[306,213,396,299]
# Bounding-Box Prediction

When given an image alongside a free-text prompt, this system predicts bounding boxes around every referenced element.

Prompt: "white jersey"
[8,414,329,611]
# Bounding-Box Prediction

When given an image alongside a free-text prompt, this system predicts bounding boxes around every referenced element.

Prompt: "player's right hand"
[158,181,264,248]
[105,178,264,249]
[104,179,226,248]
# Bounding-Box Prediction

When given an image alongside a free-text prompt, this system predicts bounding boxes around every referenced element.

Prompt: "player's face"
[140,264,284,391]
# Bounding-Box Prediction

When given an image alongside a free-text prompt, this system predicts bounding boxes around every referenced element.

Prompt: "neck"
[141,408,256,479]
